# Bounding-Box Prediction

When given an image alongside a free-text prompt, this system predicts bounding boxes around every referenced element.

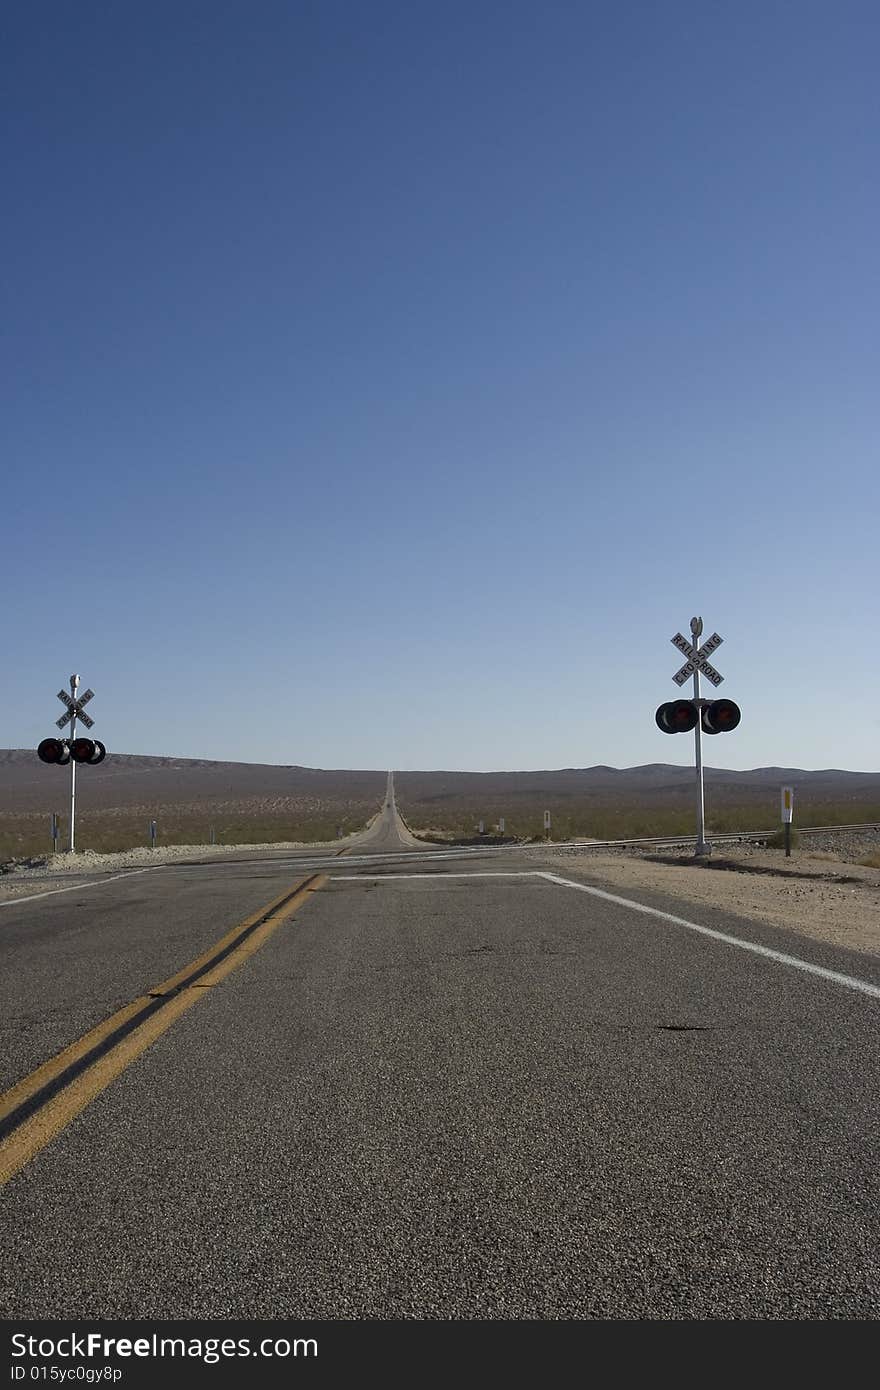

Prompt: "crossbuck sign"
[57,687,95,729]
[670,631,724,688]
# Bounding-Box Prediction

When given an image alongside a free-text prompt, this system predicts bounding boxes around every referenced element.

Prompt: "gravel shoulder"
[0,837,344,899]
[540,830,880,958]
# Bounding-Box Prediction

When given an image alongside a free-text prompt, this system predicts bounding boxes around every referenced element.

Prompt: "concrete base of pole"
[694,841,712,858]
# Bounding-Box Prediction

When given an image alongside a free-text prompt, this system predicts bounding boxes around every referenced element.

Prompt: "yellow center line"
[0,873,327,1187]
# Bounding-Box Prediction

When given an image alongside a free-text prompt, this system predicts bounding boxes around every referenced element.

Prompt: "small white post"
[781,785,794,858]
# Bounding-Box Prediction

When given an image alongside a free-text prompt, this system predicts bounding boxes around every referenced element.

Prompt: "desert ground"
[540,829,880,959]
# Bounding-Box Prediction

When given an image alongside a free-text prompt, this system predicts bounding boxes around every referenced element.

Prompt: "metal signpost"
[56,676,95,853]
[781,785,794,858]
[544,809,551,839]
[669,619,725,858]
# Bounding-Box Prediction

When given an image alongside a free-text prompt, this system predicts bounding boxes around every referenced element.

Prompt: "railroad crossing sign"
[56,687,95,729]
[671,630,724,688]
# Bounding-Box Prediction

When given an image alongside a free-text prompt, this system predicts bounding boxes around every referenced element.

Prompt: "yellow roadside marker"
[0,873,327,1187]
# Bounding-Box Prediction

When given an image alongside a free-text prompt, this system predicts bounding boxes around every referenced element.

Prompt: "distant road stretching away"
[343,771,428,853]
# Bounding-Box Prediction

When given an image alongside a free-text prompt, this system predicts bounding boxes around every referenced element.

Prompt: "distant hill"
[2,749,878,816]
[394,764,880,797]
[0,750,387,814]
[2,751,878,858]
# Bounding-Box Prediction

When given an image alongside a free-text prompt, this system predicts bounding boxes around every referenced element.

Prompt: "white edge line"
[535,871,880,1003]
[0,866,163,908]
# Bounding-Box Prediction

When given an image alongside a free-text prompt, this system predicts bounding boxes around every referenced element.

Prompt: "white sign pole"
[781,786,794,858]
[544,809,551,839]
[69,673,79,853]
[690,619,710,856]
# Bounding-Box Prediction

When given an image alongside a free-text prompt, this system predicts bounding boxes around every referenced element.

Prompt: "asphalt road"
[2,800,880,1319]
[343,770,427,852]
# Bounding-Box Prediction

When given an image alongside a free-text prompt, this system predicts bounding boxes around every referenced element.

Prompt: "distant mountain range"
[1,750,878,817]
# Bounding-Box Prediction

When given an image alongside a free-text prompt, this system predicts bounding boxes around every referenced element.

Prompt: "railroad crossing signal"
[37,676,107,853]
[653,617,742,858]
[56,687,95,729]
[657,624,740,736]
[42,684,104,762]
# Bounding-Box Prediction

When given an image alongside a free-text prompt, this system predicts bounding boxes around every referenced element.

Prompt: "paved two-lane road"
[1,781,879,1319]
[342,771,427,852]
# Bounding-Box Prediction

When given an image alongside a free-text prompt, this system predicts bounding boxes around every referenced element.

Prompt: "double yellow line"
[0,872,327,1187]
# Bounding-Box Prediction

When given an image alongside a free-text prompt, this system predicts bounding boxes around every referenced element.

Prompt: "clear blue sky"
[4,2,878,772]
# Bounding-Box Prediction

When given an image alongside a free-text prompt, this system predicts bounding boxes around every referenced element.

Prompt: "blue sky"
[3,2,878,771]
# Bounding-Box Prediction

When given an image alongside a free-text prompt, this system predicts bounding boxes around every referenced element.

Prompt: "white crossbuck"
[670,632,724,687]
[56,688,95,730]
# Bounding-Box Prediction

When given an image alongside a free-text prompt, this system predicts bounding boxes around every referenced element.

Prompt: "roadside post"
[210,826,216,846]
[50,812,59,853]
[544,809,551,840]
[150,819,157,849]
[478,820,484,835]
[781,786,794,858]
[499,817,505,835]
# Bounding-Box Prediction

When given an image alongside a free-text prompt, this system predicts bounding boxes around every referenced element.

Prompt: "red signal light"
[657,699,741,734]
[655,700,699,733]
[701,700,742,735]
[70,737,96,763]
[37,738,70,765]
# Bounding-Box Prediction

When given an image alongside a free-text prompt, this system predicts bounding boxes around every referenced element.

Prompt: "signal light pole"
[690,621,709,857]
[656,618,741,859]
[68,675,79,854]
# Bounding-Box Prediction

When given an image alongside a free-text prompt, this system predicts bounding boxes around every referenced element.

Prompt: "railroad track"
[538,823,880,852]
